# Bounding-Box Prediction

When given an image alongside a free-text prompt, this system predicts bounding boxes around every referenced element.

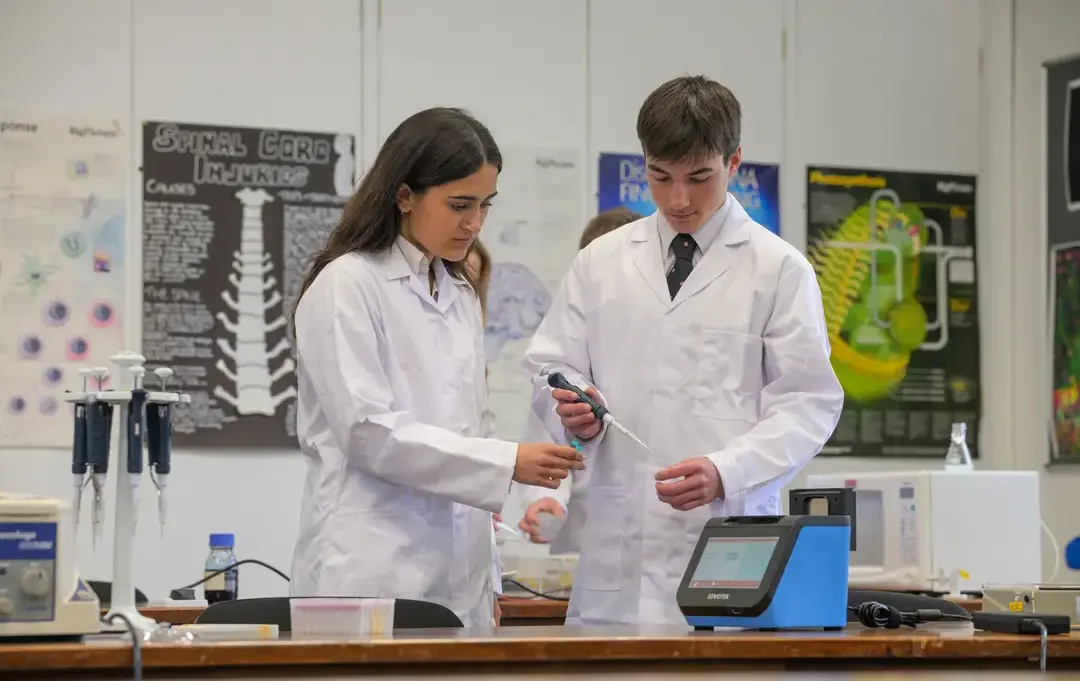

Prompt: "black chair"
[87,580,149,608]
[195,596,464,630]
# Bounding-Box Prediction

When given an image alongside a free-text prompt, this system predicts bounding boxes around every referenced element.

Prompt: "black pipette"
[545,372,651,451]
[546,372,611,422]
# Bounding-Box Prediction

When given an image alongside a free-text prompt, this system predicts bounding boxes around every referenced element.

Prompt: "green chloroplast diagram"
[806,167,980,459]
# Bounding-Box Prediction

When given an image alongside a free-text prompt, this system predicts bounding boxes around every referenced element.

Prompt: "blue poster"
[596,152,780,235]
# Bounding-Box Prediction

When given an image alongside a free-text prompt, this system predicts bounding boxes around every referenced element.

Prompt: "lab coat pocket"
[692,328,763,421]
[576,487,626,592]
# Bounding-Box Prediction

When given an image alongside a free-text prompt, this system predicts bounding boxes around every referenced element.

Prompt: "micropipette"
[87,367,113,552]
[147,367,174,538]
[70,368,93,536]
[545,372,652,452]
[126,365,147,529]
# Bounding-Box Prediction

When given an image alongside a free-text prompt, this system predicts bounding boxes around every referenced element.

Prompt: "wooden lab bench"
[126,592,983,629]
[2,624,1077,679]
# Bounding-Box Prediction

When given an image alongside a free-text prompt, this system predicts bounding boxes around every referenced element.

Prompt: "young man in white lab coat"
[523,76,845,626]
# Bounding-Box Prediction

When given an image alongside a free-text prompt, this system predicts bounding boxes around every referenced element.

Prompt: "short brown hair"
[579,207,642,250]
[636,75,741,163]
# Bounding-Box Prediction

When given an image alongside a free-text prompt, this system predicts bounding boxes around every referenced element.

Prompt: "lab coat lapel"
[668,200,752,312]
[380,246,448,312]
[629,216,671,306]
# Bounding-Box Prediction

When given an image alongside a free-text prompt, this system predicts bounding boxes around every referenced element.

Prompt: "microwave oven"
[802,470,1043,592]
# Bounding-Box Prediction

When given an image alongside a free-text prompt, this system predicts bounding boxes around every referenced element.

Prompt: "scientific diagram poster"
[806,166,980,458]
[0,114,127,448]
[596,152,780,235]
[141,120,355,448]
[481,147,582,441]
[1045,52,1080,461]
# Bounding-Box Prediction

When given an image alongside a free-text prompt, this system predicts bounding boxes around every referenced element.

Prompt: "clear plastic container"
[204,533,238,603]
[943,422,974,471]
[290,598,395,639]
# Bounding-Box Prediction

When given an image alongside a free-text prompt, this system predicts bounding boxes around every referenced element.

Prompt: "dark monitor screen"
[688,536,779,589]
[1068,79,1079,207]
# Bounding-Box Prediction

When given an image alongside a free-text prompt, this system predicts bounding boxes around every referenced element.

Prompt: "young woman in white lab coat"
[289,107,584,629]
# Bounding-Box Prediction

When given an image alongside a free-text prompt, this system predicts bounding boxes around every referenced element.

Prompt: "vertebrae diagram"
[808,189,974,401]
[213,187,297,415]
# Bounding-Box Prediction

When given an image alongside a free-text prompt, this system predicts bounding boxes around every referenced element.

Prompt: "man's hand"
[655,457,724,511]
[491,512,502,530]
[518,498,566,543]
[552,387,603,440]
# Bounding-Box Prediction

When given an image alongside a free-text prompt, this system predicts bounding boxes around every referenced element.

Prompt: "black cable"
[103,612,142,681]
[172,559,290,592]
[848,601,972,629]
[501,577,570,601]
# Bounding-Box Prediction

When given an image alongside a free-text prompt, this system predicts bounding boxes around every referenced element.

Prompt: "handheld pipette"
[545,372,652,452]
[87,366,113,551]
[70,368,93,535]
[126,365,147,529]
[147,367,174,537]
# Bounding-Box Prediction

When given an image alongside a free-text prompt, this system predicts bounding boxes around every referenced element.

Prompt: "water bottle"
[943,422,973,471]
[204,533,238,603]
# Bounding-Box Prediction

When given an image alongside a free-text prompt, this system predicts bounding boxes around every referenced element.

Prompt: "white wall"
[1,0,1075,598]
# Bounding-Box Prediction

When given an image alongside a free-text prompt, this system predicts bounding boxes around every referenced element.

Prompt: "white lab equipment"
[803,470,1043,592]
[63,350,190,635]
[0,493,101,640]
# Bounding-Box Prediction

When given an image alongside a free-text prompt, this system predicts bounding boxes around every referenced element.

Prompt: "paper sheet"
[0,114,128,448]
[481,147,582,440]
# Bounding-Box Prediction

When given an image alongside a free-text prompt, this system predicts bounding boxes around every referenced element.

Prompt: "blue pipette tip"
[570,439,583,452]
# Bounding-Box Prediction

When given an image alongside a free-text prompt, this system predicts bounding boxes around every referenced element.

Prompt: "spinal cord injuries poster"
[806,166,980,458]
[0,115,127,448]
[141,121,355,448]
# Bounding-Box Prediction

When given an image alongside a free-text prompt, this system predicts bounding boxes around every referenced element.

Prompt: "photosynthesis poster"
[806,166,980,458]
[141,120,355,448]
[0,114,127,448]
[1044,51,1080,462]
[596,152,780,235]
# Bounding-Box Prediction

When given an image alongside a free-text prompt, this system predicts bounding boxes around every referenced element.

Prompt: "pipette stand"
[65,351,189,635]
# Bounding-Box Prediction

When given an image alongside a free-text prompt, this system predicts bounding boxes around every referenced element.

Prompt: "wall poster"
[141,120,355,448]
[0,114,127,448]
[596,152,780,235]
[806,166,980,458]
[1045,52,1080,462]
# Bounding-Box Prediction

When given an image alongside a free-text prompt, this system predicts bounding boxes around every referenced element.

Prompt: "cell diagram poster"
[141,120,355,448]
[0,114,127,448]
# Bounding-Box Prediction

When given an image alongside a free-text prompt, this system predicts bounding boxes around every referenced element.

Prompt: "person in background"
[463,237,506,618]
[517,207,643,553]
[523,76,844,626]
[289,107,584,629]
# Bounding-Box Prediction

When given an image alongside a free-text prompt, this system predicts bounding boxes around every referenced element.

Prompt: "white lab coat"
[290,240,517,629]
[516,410,590,555]
[523,196,844,627]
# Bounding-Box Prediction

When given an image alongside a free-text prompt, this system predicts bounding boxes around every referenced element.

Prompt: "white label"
[898,486,919,566]
[204,572,226,591]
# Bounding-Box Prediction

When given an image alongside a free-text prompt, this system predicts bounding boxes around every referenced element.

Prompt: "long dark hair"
[291,107,502,330]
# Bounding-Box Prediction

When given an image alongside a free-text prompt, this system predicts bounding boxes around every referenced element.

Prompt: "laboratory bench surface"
[122,594,983,628]
[2,624,1079,678]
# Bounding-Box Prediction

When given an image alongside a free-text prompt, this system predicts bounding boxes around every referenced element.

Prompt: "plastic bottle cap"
[1065,537,1080,571]
[209,533,235,548]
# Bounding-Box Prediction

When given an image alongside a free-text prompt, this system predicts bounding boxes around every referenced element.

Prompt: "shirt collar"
[395,236,433,278]
[657,193,734,256]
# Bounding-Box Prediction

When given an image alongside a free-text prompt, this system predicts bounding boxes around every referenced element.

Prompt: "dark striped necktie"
[667,233,698,299]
